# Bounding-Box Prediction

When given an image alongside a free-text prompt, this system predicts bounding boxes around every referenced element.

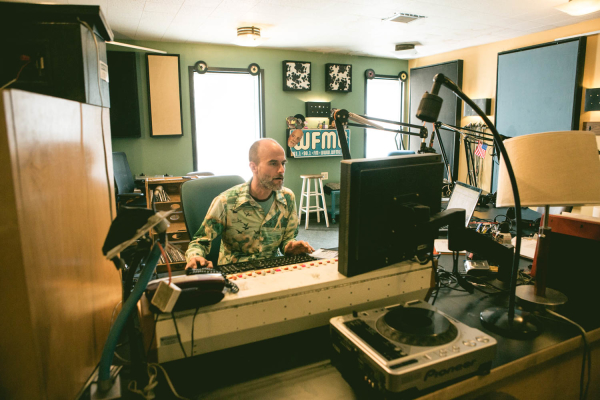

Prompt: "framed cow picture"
[282,61,311,91]
[325,63,352,92]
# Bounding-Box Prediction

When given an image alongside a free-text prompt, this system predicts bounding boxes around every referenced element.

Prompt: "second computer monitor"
[446,182,482,227]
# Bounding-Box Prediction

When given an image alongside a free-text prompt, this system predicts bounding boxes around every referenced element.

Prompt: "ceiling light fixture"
[236,26,261,47]
[555,0,600,16]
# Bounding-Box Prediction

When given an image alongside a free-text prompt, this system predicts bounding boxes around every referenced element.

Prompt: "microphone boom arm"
[333,109,428,160]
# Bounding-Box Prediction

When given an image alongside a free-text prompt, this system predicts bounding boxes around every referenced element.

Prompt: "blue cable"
[98,242,162,391]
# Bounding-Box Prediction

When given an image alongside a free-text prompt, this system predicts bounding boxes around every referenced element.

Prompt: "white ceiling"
[9,0,600,59]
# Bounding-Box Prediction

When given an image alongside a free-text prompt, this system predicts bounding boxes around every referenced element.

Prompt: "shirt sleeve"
[280,191,299,254]
[185,195,226,262]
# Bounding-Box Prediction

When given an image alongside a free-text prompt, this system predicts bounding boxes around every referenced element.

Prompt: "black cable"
[464,275,507,293]
[145,313,159,363]
[171,312,188,358]
[543,310,591,400]
[190,307,201,358]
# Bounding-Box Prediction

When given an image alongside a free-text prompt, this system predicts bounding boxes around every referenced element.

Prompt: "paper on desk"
[433,239,466,255]
[512,236,537,260]
[311,248,338,259]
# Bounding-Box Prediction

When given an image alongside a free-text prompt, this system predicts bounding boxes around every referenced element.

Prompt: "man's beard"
[258,174,283,191]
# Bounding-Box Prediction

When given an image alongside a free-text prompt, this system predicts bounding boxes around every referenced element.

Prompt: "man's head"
[287,129,304,148]
[249,139,286,191]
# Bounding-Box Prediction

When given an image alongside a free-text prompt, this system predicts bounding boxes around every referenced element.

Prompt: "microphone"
[416,73,446,123]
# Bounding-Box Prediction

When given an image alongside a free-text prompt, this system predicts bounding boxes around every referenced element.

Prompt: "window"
[365,77,404,159]
[190,68,264,181]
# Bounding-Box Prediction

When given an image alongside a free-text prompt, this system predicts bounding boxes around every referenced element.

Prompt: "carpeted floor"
[296,216,339,250]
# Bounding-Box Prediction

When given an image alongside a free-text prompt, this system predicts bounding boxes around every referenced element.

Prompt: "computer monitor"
[338,154,444,277]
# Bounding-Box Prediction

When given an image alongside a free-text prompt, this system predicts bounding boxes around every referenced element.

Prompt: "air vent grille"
[384,13,426,23]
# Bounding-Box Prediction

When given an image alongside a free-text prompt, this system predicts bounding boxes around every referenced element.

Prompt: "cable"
[0,56,31,90]
[171,312,187,358]
[109,300,123,328]
[152,363,189,400]
[113,350,130,365]
[146,313,159,364]
[190,306,201,357]
[128,363,190,400]
[78,18,114,222]
[546,310,591,400]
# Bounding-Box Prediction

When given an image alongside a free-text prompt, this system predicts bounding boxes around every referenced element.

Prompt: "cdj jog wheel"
[376,306,458,347]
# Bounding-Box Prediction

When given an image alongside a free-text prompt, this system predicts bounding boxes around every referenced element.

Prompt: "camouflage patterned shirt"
[185,181,299,265]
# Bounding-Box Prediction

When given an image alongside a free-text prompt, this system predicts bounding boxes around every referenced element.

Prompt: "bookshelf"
[144,177,191,272]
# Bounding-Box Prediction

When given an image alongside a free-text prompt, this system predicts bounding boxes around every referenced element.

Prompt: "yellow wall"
[409,18,600,192]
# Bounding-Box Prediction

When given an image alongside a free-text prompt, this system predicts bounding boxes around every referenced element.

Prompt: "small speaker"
[584,88,600,112]
[463,98,491,117]
[194,60,208,74]
[248,63,260,76]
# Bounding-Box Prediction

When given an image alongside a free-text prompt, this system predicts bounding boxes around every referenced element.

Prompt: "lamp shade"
[496,131,600,207]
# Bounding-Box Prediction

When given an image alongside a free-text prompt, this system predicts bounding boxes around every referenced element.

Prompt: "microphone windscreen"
[416,92,443,123]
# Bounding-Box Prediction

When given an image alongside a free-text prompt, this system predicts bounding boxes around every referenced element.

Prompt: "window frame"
[363,74,405,158]
[188,66,266,171]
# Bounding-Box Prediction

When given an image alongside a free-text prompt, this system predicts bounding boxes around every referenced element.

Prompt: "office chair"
[112,152,146,209]
[181,175,245,266]
[186,171,215,177]
[388,150,415,156]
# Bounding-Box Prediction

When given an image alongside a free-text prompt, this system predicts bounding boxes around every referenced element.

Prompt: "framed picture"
[325,63,352,92]
[282,61,311,91]
[146,53,184,136]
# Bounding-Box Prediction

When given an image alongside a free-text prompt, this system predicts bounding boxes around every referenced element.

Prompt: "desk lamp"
[495,131,600,309]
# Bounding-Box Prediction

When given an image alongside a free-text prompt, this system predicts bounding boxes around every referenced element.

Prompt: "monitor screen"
[338,154,444,277]
[446,182,482,227]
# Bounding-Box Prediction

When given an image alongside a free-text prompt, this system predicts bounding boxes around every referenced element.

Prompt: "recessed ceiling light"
[383,12,426,23]
[236,26,261,47]
[555,0,600,16]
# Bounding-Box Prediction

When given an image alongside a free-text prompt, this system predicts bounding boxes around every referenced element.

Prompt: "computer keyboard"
[215,254,318,275]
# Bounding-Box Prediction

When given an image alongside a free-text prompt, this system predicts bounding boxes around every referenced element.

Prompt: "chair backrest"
[181,175,245,265]
[186,171,215,177]
[388,150,416,156]
[112,152,135,195]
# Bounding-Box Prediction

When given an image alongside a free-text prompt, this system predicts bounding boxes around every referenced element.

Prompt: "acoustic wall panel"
[492,38,586,191]
[107,51,141,138]
[409,60,463,181]
[146,53,183,137]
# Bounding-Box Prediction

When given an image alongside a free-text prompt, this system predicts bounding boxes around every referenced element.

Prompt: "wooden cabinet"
[0,89,121,399]
[144,177,190,272]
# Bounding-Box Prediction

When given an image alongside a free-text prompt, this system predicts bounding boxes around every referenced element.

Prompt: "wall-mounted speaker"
[463,98,492,117]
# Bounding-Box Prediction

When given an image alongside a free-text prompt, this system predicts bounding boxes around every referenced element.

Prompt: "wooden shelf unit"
[144,177,191,272]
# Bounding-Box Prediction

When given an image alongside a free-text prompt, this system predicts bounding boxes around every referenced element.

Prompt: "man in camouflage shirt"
[185,139,314,269]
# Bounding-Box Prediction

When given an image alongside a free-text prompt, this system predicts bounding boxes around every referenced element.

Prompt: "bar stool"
[298,174,329,229]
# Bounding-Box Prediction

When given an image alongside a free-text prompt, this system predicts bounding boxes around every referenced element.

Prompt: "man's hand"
[284,240,315,255]
[185,256,213,270]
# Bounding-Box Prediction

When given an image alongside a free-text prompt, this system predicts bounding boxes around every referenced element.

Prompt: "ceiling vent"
[395,43,415,51]
[383,13,426,23]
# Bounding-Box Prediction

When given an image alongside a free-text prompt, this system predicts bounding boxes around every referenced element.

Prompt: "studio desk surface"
[138,253,600,400]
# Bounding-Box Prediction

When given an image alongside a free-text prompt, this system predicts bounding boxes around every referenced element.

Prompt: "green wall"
[111,41,408,198]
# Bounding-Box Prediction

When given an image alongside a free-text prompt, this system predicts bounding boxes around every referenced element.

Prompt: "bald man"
[185,138,314,269]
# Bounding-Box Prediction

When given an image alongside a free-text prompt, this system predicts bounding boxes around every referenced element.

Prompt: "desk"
[153,256,599,399]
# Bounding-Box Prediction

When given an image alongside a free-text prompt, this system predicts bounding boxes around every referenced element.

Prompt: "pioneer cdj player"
[330,300,496,396]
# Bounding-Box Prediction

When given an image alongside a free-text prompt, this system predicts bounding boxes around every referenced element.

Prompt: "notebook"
[444,182,483,228]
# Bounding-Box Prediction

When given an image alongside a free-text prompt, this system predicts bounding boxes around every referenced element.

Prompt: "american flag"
[474,140,488,158]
